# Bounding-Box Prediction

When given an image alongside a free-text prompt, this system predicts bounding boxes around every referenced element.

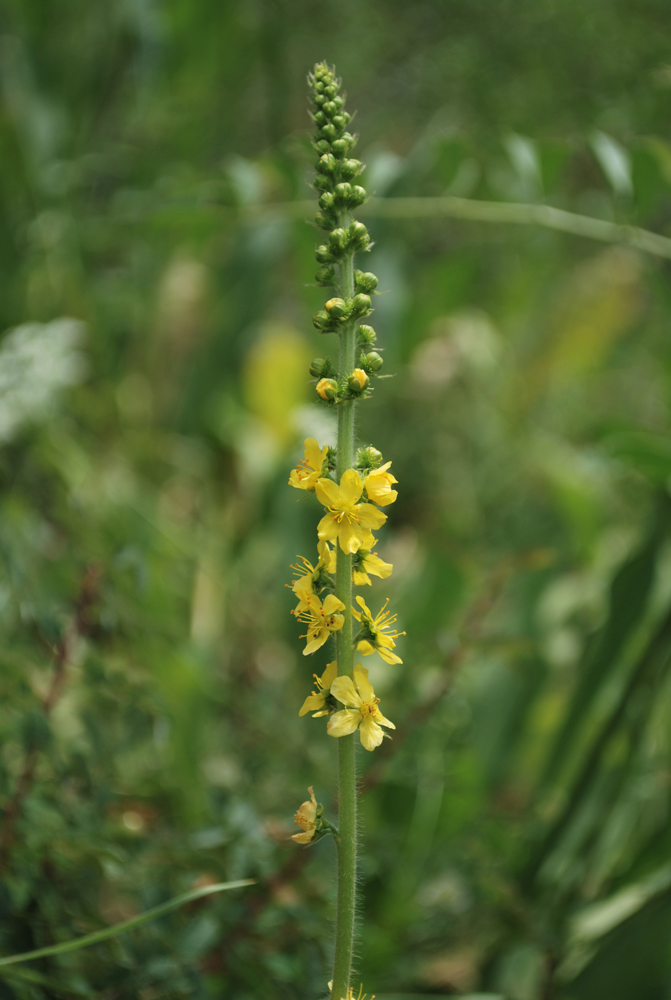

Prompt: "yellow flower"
[364,461,398,506]
[289,438,328,491]
[328,984,375,1000]
[293,593,345,654]
[352,540,393,586]
[289,539,336,609]
[292,786,321,843]
[315,469,387,554]
[352,596,405,664]
[327,665,395,751]
[316,377,337,400]
[299,660,337,717]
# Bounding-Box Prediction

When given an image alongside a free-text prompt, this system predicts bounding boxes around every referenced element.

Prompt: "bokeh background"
[3,2,671,998]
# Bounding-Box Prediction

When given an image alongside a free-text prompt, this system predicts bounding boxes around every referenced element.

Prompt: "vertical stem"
[332,230,357,1000]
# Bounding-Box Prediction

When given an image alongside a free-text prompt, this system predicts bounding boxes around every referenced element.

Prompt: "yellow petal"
[352,569,371,586]
[322,594,346,616]
[321,660,338,688]
[355,596,372,619]
[331,675,363,709]
[338,520,364,553]
[317,512,340,542]
[357,503,387,529]
[315,477,340,507]
[373,705,395,729]
[359,716,385,751]
[354,666,375,703]
[299,693,326,717]
[363,553,393,579]
[304,438,324,471]
[356,640,376,656]
[378,647,403,664]
[339,468,363,504]
[328,613,344,632]
[292,829,315,843]
[304,627,329,655]
[327,708,362,737]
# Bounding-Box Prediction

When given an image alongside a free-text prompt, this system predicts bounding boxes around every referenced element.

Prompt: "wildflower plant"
[287,63,404,1000]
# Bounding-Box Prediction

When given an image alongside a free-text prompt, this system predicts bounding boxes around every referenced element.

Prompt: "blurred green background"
[3,2,671,998]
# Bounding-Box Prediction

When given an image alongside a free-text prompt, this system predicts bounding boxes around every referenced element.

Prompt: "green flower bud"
[313,92,327,107]
[340,159,362,179]
[355,445,383,470]
[315,265,336,286]
[309,357,337,379]
[341,132,357,151]
[313,110,327,126]
[328,228,348,251]
[315,139,331,154]
[325,297,348,318]
[335,182,352,201]
[365,351,383,372]
[349,185,367,206]
[314,212,335,231]
[357,325,377,346]
[332,115,348,129]
[349,220,368,241]
[313,174,330,191]
[318,153,337,175]
[331,138,347,157]
[313,310,331,330]
[320,124,337,141]
[354,271,378,293]
[332,95,345,111]
[350,293,372,317]
[319,191,335,210]
[325,84,337,99]
[315,245,333,264]
[314,80,325,93]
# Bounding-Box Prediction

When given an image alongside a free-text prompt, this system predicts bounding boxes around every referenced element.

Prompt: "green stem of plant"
[332,225,357,1000]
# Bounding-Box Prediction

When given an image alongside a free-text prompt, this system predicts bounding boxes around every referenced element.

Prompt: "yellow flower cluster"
[287,438,405,752]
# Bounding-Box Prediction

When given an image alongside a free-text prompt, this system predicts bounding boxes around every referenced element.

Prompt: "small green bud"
[350,293,372,316]
[313,110,327,126]
[313,174,330,191]
[309,357,337,378]
[314,212,335,230]
[331,138,347,157]
[332,95,345,111]
[335,182,352,201]
[318,153,337,175]
[312,310,331,330]
[314,80,325,93]
[320,124,337,141]
[357,325,377,345]
[349,220,368,240]
[325,84,337,99]
[328,228,348,251]
[315,265,336,286]
[349,185,367,206]
[313,92,327,107]
[340,159,362,179]
[325,297,348,318]
[319,191,335,210]
[315,139,331,154]
[341,132,357,151]
[355,445,383,470]
[354,271,378,293]
[365,351,383,372]
[315,245,333,264]
[332,115,347,129]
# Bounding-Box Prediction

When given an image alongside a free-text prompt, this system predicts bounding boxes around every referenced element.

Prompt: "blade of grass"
[0,879,255,967]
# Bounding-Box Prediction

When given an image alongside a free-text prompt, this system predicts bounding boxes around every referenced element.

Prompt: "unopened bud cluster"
[307,62,385,403]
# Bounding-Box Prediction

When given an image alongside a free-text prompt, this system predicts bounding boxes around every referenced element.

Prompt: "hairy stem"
[332,229,357,1000]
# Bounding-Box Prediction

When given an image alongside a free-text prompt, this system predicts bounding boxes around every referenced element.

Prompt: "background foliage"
[3,2,671,998]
